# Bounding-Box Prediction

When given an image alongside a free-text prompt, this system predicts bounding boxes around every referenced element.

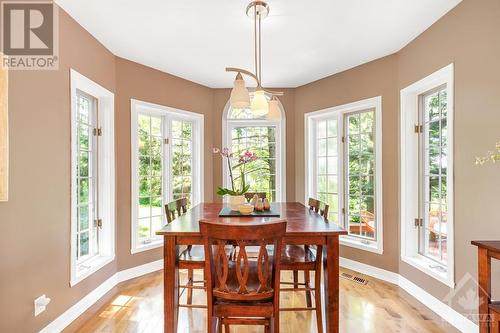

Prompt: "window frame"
[222,98,286,202]
[305,96,383,254]
[400,63,454,288]
[70,69,115,287]
[130,99,204,254]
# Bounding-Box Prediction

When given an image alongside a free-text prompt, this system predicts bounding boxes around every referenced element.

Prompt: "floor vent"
[340,272,368,285]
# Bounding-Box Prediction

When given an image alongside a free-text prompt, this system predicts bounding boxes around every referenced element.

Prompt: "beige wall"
[115,58,214,271]
[0,8,117,332]
[397,0,500,308]
[294,55,400,272]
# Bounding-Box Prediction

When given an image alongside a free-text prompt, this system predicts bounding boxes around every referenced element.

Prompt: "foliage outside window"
[305,96,382,253]
[131,100,203,253]
[224,96,285,202]
[76,91,99,263]
[419,87,448,264]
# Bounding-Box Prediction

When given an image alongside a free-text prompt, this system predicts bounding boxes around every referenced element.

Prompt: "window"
[305,96,383,254]
[131,99,203,253]
[223,95,286,202]
[400,64,454,287]
[70,69,115,286]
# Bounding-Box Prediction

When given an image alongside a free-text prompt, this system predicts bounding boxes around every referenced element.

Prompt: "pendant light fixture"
[226,1,283,116]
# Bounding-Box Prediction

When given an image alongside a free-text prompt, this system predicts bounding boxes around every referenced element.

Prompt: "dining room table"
[156,202,348,333]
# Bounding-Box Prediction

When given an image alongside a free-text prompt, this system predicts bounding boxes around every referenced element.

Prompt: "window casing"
[70,69,115,287]
[222,96,286,202]
[305,96,383,254]
[400,64,454,288]
[131,99,203,253]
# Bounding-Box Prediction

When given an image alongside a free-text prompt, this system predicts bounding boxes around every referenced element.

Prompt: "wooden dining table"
[156,202,348,333]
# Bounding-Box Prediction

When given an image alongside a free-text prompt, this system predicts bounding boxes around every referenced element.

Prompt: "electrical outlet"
[34,295,51,316]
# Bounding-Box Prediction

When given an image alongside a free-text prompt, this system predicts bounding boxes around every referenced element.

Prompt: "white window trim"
[304,96,383,254]
[70,69,115,287]
[130,99,204,254]
[400,63,455,288]
[222,99,286,202]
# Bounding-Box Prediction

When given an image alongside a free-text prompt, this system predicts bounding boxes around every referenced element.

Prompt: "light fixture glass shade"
[267,97,280,120]
[230,73,250,108]
[251,89,269,116]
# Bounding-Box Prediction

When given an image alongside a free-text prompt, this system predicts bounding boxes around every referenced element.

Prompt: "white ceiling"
[55,0,461,88]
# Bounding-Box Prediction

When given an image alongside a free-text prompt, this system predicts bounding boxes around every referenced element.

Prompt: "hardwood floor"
[72,269,458,333]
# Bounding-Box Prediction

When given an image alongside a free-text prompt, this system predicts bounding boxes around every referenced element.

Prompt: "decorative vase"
[255,198,264,212]
[228,195,245,211]
[251,194,259,206]
[263,198,270,211]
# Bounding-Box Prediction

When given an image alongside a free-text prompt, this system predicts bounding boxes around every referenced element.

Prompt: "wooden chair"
[244,192,267,202]
[201,219,286,333]
[490,302,500,333]
[165,197,206,308]
[278,197,328,333]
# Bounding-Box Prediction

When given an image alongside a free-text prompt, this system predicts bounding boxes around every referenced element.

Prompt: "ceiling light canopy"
[226,1,283,116]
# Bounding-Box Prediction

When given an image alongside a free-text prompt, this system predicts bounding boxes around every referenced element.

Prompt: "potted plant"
[213,147,258,211]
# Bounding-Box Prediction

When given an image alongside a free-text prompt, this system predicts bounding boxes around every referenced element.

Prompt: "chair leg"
[314,269,323,333]
[293,270,299,288]
[264,322,270,333]
[272,312,280,333]
[304,270,312,308]
[217,317,223,333]
[187,269,193,304]
[224,322,230,333]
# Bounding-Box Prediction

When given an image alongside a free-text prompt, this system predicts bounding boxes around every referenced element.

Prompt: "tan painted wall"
[294,55,400,272]
[0,8,117,332]
[115,57,214,271]
[211,88,296,203]
[397,0,500,309]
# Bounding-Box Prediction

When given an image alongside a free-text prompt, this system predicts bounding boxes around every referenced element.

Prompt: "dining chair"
[201,219,286,333]
[165,197,206,308]
[279,197,329,333]
[244,192,267,202]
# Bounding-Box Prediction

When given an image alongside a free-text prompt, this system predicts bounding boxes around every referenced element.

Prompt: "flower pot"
[228,195,245,211]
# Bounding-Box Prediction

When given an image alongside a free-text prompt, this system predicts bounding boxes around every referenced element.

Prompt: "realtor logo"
[1,1,59,70]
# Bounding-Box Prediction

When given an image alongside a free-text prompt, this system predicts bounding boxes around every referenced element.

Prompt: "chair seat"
[490,302,500,313]
[280,245,316,268]
[178,245,205,262]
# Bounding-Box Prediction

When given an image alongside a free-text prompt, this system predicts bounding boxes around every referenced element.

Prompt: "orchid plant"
[475,141,500,166]
[213,147,258,196]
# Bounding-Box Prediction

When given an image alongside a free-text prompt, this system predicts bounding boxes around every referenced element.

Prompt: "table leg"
[323,235,340,333]
[164,236,179,333]
[478,247,491,333]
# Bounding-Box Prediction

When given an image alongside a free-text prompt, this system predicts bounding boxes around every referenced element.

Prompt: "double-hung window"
[305,96,383,254]
[70,69,115,286]
[131,99,203,253]
[400,64,454,287]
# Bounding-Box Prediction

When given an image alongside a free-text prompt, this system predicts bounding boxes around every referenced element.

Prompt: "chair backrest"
[308,197,329,219]
[200,219,286,302]
[244,192,267,202]
[165,197,188,223]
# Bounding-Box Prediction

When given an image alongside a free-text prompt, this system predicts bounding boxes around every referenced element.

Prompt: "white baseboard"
[340,257,478,333]
[39,259,164,333]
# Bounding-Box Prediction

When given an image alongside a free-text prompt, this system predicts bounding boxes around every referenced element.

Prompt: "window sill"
[401,254,455,288]
[71,255,115,287]
[131,240,163,254]
[340,235,383,254]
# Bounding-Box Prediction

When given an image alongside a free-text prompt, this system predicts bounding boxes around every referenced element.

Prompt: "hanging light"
[224,1,283,115]
[251,89,269,116]
[230,72,250,108]
[267,96,280,120]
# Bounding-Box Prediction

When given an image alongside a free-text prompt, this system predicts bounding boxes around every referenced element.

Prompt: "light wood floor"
[72,269,458,333]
